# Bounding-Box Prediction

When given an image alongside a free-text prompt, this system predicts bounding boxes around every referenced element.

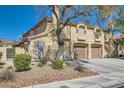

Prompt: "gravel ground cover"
[0,62,98,88]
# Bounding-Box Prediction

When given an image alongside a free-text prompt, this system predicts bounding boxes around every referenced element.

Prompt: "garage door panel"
[91,46,101,58]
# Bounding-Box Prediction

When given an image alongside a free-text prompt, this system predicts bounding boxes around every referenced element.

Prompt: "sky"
[0,5,120,41]
[0,5,102,41]
[0,5,42,40]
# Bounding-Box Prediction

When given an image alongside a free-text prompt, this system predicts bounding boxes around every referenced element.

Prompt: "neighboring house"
[113,35,124,57]
[16,8,110,60]
[0,38,15,62]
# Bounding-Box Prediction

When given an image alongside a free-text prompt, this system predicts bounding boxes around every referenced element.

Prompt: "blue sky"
[0,5,41,40]
[0,5,119,40]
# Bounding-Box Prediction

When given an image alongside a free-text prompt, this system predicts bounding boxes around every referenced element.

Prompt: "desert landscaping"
[0,61,98,88]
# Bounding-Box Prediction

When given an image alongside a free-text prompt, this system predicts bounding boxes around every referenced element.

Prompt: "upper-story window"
[30,31,33,36]
[95,29,101,39]
[104,32,109,41]
[33,30,38,35]
[78,26,86,37]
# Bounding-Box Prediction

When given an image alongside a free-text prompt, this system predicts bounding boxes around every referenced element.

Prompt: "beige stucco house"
[16,10,110,60]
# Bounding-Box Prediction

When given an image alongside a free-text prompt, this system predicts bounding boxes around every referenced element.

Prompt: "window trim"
[94,27,102,39]
[77,24,87,37]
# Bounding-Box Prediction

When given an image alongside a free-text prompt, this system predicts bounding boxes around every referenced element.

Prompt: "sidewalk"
[26,72,124,88]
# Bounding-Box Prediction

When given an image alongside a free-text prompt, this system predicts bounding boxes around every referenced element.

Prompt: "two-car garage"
[74,43,102,59]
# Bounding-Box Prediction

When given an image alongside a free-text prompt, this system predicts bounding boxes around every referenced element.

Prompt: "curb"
[25,79,124,88]
[98,79,124,88]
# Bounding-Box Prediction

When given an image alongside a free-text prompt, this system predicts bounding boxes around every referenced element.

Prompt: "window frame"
[94,28,101,39]
[77,24,87,37]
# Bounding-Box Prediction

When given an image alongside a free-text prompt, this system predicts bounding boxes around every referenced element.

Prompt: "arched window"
[78,26,86,37]
[95,28,101,39]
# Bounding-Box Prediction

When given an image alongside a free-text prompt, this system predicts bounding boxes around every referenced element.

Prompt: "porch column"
[102,44,105,58]
[88,43,91,59]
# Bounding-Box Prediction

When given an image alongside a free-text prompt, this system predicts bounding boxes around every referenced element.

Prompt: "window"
[95,29,101,39]
[33,30,38,35]
[30,31,33,36]
[78,26,86,37]
[104,32,109,41]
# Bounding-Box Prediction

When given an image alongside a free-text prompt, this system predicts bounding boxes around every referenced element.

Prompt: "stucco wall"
[15,47,25,54]
[0,47,7,62]
[19,22,110,59]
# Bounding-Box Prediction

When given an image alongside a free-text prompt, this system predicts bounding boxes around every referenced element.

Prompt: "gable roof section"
[23,17,52,36]
[0,38,14,44]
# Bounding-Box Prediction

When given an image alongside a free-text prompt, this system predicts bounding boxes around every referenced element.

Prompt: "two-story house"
[16,7,110,60]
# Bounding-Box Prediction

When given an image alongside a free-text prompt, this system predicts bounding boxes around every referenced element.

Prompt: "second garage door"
[91,46,101,58]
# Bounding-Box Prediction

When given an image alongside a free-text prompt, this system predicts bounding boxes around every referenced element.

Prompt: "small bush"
[0,67,14,81]
[13,54,32,71]
[119,54,124,57]
[38,63,43,67]
[39,56,48,65]
[0,52,3,59]
[0,52,2,56]
[52,59,64,70]
[7,66,13,70]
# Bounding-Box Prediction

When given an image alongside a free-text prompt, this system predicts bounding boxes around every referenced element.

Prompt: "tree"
[36,5,124,59]
[114,19,124,55]
[94,6,124,57]
[36,5,96,60]
[115,19,124,36]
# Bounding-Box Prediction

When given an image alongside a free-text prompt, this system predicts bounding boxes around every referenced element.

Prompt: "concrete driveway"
[28,58,124,88]
[73,58,124,74]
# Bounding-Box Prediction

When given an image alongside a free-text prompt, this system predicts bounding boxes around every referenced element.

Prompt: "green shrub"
[52,59,64,69]
[0,67,14,82]
[13,54,32,71]
[119,54,124,57]
[39,56,48,65]
[0,52,2,59]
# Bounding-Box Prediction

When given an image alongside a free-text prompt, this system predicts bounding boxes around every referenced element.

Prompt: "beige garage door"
[74,46,87,59]
[91,46,101,58]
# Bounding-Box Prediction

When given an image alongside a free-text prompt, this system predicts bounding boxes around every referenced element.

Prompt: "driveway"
[69,58,124,74]
[28,58,124,88]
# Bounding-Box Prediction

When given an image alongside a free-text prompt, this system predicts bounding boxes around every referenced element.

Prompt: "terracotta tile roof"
[23,17,52,36]
[113,35,124,39]
[23,17,109,37]
[0,38,14,44]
